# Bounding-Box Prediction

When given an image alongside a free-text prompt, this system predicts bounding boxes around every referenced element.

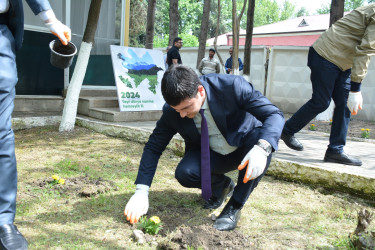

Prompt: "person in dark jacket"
[124,65,284,231]
[225,47,243,74]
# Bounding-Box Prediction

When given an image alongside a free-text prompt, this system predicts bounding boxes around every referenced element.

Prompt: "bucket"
[49,40,77,69]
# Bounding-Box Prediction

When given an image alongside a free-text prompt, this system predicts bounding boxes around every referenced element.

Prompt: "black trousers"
[175,127,272,205]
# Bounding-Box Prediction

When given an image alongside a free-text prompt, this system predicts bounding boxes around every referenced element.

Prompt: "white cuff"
[136,184,150,192]
[38,9,56,23]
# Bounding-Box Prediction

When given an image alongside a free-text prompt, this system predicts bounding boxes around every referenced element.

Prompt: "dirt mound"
[158,224,255,249]
[32,176,118,197]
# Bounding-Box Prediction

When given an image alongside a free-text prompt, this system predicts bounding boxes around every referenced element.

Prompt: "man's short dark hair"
[173,37,182,45]
[161,65,200,106]
[209,48,216,53]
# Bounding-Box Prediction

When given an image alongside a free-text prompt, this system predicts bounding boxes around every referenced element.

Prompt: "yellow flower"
[52,175,60,180]
[366,129,370,132]
[311,124,315,127]
[58,179,65,185]
[361,128,365,131]
[150,216,161,224]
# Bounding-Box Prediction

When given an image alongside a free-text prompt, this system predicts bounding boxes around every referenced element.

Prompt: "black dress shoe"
[281,132,304,151]
[324,151,362,166]
[0,224,28,250]
[213,201,241,231]
[203,179,234,209]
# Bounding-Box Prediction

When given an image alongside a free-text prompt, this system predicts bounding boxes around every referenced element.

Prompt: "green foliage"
[253,0,296,27]
[309,124,317,131]
[331,235,357,249]
[154,33,198,48]
[296,7,309,17]
[179,33,199,47]
[129,0,147,47]
[137,216,162,235]
[134,0,299,47]
[361,128,371,139]
[154,35,169,48]
[316,0,368,14]
[54,158,80,176]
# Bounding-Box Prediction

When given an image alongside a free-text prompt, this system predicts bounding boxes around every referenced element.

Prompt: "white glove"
[124,184,149,224]
[238,145,269,183]
[39,10,71,45]
[45,20,71,45]
[347,91,363,115]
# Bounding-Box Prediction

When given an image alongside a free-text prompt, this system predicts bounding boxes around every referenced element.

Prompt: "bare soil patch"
[161,224,255,249]
[31,176,118,197]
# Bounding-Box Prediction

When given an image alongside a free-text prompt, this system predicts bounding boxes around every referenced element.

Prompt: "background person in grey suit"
[0,0,70,249]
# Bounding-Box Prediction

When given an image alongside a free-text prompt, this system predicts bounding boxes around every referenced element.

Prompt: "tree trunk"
[145,0,156,49]
[168,0,179,45]
[59,0,102,132]
[214,0,225,73]
[232,0,239,75]
[243,0,255,76]
[231,0,247,75]
[196,0,211,69]
[329,0,345,26]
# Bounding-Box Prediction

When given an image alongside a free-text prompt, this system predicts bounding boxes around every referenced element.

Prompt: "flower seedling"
[309,124,316,131]
[360,128,370,139]
[137,216,162,235]
[51,175,65,186]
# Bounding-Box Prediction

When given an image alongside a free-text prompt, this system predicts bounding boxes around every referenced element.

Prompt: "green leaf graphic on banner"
[119,75,133,88]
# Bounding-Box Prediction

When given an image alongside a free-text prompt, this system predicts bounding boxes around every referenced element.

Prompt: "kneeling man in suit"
[124,65,284,231]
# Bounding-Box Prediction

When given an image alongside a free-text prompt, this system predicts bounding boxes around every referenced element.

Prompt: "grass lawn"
[14,126,375,249]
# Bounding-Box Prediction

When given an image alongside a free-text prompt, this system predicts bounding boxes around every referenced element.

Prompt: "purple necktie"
[199,109,212,200]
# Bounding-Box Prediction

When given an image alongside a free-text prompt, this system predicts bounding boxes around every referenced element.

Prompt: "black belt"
[0,12,9,25]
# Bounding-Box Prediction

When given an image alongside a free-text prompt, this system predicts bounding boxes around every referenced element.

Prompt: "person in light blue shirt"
[0,1,71,249]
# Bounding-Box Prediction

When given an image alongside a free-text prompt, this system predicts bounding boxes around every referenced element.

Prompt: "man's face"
[229,48,233,56]
[209,51,215,58]
[174,40,183,48]
[171,85,205,119]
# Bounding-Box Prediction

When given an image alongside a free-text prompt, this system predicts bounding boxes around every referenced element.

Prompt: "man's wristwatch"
[256,139,272,155]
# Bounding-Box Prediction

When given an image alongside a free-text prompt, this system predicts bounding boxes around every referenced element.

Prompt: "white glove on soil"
[124,184,149,224]
[39,10,71,45]
[238,145,269,183]
[347,91,363,115]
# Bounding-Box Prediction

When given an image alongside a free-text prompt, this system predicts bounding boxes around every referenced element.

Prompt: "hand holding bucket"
[49,40,77,69]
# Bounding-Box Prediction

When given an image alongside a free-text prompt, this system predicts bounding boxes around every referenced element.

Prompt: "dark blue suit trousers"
[0,24,18,225]
[284,47,351,153]
[175,127,272,205]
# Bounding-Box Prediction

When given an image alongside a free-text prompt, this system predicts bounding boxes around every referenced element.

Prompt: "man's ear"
[198,85,205,96]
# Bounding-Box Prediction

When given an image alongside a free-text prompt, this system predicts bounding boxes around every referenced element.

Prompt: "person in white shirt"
[198,48,221,75]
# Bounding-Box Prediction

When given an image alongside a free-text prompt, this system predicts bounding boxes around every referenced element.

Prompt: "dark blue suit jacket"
[135,74,284,187]
[7,0,51,51]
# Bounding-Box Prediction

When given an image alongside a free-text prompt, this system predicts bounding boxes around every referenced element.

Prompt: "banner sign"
[110,45,165,111]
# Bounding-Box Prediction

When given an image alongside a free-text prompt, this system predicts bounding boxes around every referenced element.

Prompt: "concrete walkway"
[12,114,375,200]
